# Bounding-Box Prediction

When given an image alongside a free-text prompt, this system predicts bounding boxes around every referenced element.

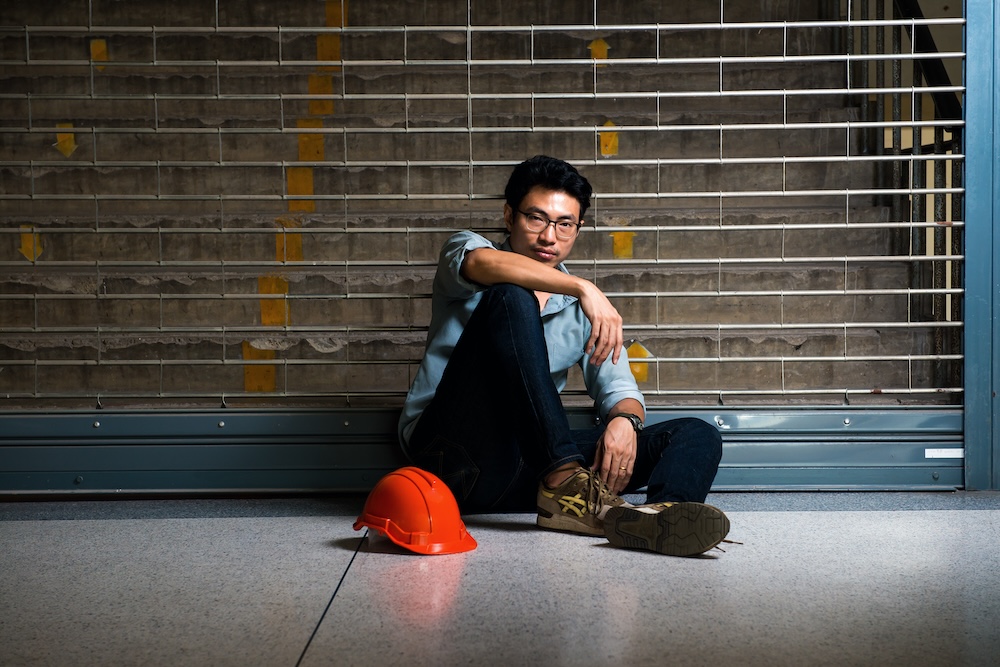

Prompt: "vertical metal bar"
[910,49,927,340]
[911,60,924,259]
[950,126,964,392]
[875,0,887,211]
[891,3,905,229]
[933,125,946,324]
[859,0,871,157]
[963,0,998,490]
[950,127,965,328]
[831,0,843,53]
[931,127,946,387]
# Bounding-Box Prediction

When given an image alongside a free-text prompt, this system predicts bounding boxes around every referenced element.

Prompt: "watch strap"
[612,412,643,432]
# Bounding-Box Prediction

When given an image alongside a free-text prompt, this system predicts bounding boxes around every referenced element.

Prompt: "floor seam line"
[294,530,366,667]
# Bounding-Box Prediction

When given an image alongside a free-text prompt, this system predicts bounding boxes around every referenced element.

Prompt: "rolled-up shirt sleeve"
[582,343,646,422]
[435,231,496,300]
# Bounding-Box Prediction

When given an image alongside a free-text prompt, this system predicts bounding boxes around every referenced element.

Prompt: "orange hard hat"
[353,466,477,555]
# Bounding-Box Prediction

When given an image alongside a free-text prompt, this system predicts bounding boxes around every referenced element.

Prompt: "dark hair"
[503,155,592,219]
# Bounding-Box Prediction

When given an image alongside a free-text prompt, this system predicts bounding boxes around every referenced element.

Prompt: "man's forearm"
[461,247,586,297]
[608,398,645,422]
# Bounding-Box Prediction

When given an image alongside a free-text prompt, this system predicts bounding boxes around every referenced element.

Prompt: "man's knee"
[480,283,541,321]
[651,417,723,461]
[687,417,724,463]
[486,282,536,304]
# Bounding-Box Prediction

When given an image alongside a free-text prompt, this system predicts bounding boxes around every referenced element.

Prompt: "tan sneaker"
[603,501,730,556]
[537,468,630,536]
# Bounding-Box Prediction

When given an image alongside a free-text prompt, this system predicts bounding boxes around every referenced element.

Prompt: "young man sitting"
[398,155,729,556]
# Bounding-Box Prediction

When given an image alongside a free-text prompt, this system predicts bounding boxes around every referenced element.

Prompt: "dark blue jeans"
[407,283,723,513]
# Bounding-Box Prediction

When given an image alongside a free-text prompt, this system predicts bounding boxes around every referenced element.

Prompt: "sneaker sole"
[603,503,730,557]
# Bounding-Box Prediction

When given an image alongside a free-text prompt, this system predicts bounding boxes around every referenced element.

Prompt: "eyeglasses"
[517,209,582,240]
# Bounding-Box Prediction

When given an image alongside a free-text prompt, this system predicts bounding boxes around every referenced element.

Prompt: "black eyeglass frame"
[516,208,583,239]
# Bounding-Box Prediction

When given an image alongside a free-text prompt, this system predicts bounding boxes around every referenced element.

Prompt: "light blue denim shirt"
[398,230,645,448]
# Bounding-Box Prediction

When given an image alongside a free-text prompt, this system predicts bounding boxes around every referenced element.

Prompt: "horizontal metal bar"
[0,352,964,367]
[4,120,968,134]
[0,407,964,437]
[0,187,965,204]
[0,387,965,401]
[4,50,968,68]
[0,321,963,337]
[638,388,963,397]
[0,85,966,103]
[0,219,968,234]
[9,17,966,35]
[0,255,969,273]
[0,285,966,300]
[0,152,967,170]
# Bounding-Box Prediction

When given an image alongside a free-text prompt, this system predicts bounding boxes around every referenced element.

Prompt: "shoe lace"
[712,538,744,553]
[584,471,616,514]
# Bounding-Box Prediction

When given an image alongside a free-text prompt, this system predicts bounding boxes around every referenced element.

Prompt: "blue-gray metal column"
[963,0,999,490]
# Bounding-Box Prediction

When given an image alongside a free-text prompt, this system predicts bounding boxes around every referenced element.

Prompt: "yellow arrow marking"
[90,38,108,71]
[610,230,635,259]
[627,341,652,383]
[242,341,277,392]
[600,119,619,157]
[19,225,42,261]
[55,122,77,157]
[588,38,609,64]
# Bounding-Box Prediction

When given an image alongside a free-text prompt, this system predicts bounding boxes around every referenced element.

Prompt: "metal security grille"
[0,1,965,411]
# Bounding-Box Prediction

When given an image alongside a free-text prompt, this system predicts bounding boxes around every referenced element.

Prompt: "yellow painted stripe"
[19,225,42,261]
[610,230,635,259]
[258,276,290,326]
[316,34,341,71]
[326,0,347,27]
[600,120,619,157]
[297,118,325,161]
[276,217,304,263]
[308,75,334,116]
[242,341,277,392]
[90,38,108,70]
[278,233,304,264]
[627,341,652,383]
[286,167,315,213]
[319,0,347,70]
[55,122,77,157]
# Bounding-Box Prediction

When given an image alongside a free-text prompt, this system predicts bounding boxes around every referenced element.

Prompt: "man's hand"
[593,416,637,494]
[577,281,623,367]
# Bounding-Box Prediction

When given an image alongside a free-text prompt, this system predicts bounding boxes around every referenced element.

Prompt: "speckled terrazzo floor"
[2,492,999,667]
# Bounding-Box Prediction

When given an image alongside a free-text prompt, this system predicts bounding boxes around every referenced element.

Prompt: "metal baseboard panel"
[0,407,963,495]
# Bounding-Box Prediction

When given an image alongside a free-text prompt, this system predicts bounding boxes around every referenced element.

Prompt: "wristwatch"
[612,412,644,433]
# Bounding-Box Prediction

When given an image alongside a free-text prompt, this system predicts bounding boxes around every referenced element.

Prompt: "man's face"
[503,186,583,268]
